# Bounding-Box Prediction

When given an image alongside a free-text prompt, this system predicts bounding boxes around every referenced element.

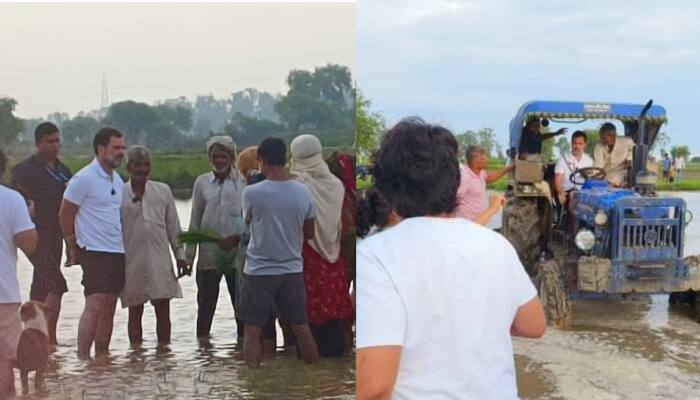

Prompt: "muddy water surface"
[14,200,354,399]
[507,192,700,399]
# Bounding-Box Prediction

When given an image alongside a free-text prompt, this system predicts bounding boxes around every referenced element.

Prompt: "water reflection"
[14,199,354,399]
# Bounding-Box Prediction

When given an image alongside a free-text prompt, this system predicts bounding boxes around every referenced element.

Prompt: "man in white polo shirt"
[59,127,126,359]
[0,148,38,398]
[554,130,594,206]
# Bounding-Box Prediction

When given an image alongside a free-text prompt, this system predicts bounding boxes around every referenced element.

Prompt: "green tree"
[275,92,341,131]
[654,131,671,155]
[355,90,384,163]
[670,145,690,159]
[193,95,229,135]
[22,118,43,143]
[154,104,193,132]
[61,115,100,146]
[103,101,169,146]
[277,64,354,131]
[312,64,353,110]
[455,128,502,161]
[0,97,24,147]
[554,136,570,155]
[584,129,600,156]
[224,112,286,147]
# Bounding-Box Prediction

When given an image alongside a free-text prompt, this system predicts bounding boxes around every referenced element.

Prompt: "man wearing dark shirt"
[11,122,72,346]
[518,117,567,158]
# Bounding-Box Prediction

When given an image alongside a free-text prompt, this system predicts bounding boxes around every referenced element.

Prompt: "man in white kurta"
[121,181,185,307]
[593,123,634,187]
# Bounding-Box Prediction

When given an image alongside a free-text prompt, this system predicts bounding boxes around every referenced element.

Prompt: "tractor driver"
[518,116,567,160]
[593,122,634,187]
[554,130,594,206]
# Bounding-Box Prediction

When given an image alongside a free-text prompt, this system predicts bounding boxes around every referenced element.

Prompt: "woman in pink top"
[455,145,512,225]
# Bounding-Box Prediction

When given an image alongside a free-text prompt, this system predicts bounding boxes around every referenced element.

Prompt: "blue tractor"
[501,100,700,326]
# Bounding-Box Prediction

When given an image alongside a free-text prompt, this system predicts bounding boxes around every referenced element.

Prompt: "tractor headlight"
[575,229,596,251]
[594,211,608,226]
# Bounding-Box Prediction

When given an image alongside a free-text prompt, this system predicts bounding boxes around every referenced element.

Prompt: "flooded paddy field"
[13,200,354,399]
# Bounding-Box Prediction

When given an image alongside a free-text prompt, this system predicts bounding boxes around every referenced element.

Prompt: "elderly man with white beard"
[185,136,247,344]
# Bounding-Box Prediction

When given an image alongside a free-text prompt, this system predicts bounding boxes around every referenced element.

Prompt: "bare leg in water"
[77,294,103,359]
[0,361,16,399]
[94,294,118,356]
[153,299,171,345]
[244,323,263,368]
[290,324,319,365]
[44,292,63,347]
[128,304,144,347]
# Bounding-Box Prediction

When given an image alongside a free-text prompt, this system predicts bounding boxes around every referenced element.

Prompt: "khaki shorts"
[0,303,21,361]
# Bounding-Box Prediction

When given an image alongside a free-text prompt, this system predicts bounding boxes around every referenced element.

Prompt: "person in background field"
[356,117,546,400]
[120,146,188,347]
[593,122,634,187]
[239,137,319,368]
[59,127,127,360]
[290,135,354,357]
[0,148,38,399]
[455,145,511,226]
[11,122,72,347]
[675,155,685,182]
[186,136,247,345]
[662,154,671,183]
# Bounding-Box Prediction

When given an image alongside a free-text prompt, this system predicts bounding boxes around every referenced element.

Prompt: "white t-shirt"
[357,217,537,400]
[63,158,125,253]
[675,157,686,170]
[555,152,594,192]
[0,186,35,303]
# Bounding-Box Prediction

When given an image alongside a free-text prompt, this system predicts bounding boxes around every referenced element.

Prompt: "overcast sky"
[0,2,355,118]
[358,0,700,156]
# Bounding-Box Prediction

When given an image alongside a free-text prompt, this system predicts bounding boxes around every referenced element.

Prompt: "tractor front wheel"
[534,259,572,328]
[502,196,549,273]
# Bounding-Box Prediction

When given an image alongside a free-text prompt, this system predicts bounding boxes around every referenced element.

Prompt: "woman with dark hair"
[356,118,546,400]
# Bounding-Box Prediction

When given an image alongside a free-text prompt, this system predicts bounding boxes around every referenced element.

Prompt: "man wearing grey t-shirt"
[239,137,319,368]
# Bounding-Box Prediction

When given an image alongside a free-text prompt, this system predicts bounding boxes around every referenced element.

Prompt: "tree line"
[1,64,355,153]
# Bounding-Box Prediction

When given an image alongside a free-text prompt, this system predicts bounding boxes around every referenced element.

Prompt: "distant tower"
[100,73,109,116]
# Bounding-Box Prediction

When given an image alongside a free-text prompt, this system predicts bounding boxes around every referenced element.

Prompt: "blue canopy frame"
[509,100,667,152]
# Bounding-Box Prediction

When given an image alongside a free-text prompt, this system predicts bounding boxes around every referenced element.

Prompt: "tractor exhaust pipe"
[632,99,654,191]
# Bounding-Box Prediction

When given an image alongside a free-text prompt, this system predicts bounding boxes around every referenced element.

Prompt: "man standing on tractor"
[518,116,567,159]
[593,122,634,187]
[554,130,594,206]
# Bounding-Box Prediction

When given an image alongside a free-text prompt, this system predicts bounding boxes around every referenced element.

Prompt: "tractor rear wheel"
[502,196,549,273]
[534,259,572,328]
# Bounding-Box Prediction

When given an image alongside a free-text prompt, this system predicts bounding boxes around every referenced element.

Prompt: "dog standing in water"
[15,301,51,395]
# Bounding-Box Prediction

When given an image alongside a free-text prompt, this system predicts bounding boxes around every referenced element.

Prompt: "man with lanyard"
[554,130,594,206]
[59,127,127,359]
[11,122,72,347]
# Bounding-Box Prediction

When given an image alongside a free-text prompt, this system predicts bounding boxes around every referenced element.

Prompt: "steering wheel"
[570,167,606,184]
